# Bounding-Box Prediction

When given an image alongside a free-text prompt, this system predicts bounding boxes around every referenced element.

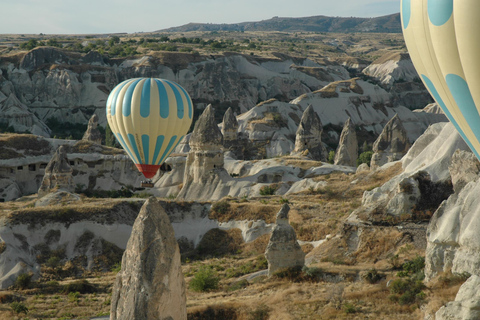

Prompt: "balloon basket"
[141,180,155,188]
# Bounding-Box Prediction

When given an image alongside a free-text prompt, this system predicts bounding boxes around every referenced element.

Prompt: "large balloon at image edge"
[401,0,480,160]
[106,78,193,179]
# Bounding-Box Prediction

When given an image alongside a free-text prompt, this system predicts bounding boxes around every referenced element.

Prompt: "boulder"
[356,163,370,174]
[265,204,305,276]
[370,114,410,169]
[293,105,327,161]
[449,150,480,193]
[38,145,74,197]
[436,275,480,320]
[111,197,186,320]
[334,118,358,166]
[82,114,102,144]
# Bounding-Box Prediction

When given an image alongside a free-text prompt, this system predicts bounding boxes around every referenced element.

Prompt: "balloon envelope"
[106,78,193,178]
[401,0,480,160]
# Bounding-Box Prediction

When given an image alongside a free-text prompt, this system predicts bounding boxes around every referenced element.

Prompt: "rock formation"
[370,114,410,169]
[293,105,327,161]
[334,118,358,166]
[38,145,75,197]
[177,105,232,200]
[448,150,480,193]
[82,114,102,144]
[362,52,419,87]
[221,107,242,159]
[265,204,305,276]
[111,197,186,320]
[0,93,50,137]
[435,275,480,320]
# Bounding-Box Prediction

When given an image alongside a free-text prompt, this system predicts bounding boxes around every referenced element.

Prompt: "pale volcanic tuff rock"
[370,114,410,169]
[435,275,480,320]
[37,145,75,197]
[0,47,349,127]
[349,122,465,223]
[334,118,358,167]
[293,104,327,161]
[0,93,50,137]
[111,197,186,320]
[177,105,232,200]
[221,107,243,158]
[448,150,480,193]
[362,52,420,87]
[82,114,102,144]
[265,204,305,276]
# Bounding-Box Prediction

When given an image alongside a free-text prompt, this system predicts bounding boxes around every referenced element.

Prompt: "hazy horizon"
[1,0,399,35]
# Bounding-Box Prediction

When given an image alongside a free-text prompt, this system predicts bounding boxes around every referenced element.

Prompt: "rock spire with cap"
[293,105,327,161]
[38,145,74,197]
[334,118,358,167]
[265,204,305,276]
[82,114,102,144]
[370,114,410,169]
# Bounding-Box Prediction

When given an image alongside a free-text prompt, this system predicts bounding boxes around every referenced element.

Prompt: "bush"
[249,304,270,320]
[363,269,384,284]
[259,185,277,196]
[211,200,230,215]
[10,301,28,314]
[356,151,373,166]
[189,266,220,292]
[15,273,32,289]
[343,302,357,314]
[397,256,425,280]
[62,279,96,294]
[328,150,335,164]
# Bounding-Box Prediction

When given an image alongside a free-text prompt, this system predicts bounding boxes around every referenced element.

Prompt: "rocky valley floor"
[0,159,467,320]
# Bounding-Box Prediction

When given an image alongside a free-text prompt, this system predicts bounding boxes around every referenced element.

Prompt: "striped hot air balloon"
[106,78,193,179]
[401,0,480,160]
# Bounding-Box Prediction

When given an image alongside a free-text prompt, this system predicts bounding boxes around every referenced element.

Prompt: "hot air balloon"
[401,0,480,160]
[106,78,193,181]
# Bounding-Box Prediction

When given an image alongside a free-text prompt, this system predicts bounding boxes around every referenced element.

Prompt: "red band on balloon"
[135,164,161,179]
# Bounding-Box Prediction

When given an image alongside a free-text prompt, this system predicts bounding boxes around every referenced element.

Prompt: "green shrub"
[111,262,122,273]
[356,151,373,166]
[397,256,425,280]
[328,150,335,164]
[10,301,28,314]
[211,201,230,215]
[62,279,96,294]
[259,185,277,196]
[46,256,61,268]
[363,269,384,284]
[189,266,220,292]
[15,273,32,289]
[68,291,80,303]
[249,304,270,320]
[343,302,357,314]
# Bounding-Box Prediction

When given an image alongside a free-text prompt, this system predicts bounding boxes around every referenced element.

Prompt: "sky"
[1,0,400,34]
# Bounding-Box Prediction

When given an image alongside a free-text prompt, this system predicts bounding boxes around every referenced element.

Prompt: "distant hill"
[157,13,401,33]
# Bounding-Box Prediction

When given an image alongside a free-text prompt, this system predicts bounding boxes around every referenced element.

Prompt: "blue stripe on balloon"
[154,79,169,119]
[140,78,151,118]
[123,79,142,117]
[158,135,178,165]
[428,0,453,26]
[446,74,480,147]
[165,80,184,119]
[141,134,150,164]
[422,74,480,159]
[177,84,193,119]
[127,133,142,164]
[402,0,411,29]
[110,80,130,116]
[152,135,165,165]
[114,133,138,164]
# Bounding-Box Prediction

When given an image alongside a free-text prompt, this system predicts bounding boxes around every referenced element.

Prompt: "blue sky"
[1,0,400,34]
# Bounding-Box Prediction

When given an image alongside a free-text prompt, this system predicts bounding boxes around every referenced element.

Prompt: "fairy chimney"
[294,105,327,161]
[38,145,74,197]
[370,114,410,169]
[82,114,102,144]
[265,204,305,276]
[334,118,358,167]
